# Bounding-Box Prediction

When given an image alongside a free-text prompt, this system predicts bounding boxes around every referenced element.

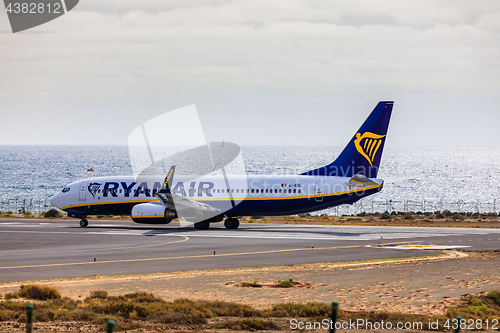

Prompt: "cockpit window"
[62,187,70,193]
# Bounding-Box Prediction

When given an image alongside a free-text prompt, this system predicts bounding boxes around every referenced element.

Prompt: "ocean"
[0,145,499,214]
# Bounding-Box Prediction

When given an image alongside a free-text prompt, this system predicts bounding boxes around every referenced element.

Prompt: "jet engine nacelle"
[131,203,177,224]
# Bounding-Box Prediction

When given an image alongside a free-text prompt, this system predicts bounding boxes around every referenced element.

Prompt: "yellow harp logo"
[164,168,174,187]
[354,132,386,166]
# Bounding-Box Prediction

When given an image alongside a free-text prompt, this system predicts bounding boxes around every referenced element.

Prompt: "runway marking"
[0,241,423,270]
[0,236,189,257]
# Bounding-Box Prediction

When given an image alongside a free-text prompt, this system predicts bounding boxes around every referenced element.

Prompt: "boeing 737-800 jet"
[50,101,393,230]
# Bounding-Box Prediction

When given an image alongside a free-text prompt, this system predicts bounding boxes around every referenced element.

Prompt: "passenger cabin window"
[62,187,70,193]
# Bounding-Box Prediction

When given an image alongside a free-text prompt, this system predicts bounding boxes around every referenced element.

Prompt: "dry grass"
[2,285,500,331]
[216,318,280,330]
[445,292,500,320]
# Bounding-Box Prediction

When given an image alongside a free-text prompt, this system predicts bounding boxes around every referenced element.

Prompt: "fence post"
[454,316,463,333]
[106,320,115,333]
[26,304,33,333]
[329,302,338,333]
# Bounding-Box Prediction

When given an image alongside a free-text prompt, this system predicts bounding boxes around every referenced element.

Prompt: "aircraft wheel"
[79,219,88,227]
[224,218,239,229]
[194,221,210,230]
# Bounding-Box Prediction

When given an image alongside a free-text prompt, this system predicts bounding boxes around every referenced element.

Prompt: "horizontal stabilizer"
[346,174,379,188]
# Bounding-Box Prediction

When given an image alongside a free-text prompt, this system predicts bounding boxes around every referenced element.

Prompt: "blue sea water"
[0,145,499,213]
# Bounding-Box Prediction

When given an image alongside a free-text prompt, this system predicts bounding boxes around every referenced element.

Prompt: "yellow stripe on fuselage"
[131,215,163,219]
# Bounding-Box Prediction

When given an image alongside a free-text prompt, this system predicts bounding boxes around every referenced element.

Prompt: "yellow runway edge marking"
[0,236,189,257]
[0,241,423,270]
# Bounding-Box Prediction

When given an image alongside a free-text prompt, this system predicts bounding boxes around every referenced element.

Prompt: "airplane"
[50,101,393,230]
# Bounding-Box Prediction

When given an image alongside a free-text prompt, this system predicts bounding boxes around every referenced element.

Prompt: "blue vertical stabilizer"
[301,101,393,178]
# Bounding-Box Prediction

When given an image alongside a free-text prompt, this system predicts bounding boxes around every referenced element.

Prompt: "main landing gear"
[194,221,210,230]
[193,217,240,230]
[224,217,240,229]
[79,219,88,227]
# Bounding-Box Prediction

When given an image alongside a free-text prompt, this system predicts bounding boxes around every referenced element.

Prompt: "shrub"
[271,302,331,317]
[89,290,108,300]
[404,215,414,220]
[468,303,490,317]
[487,290,500,306]
[380,213,391,220]
[19,285,61,300]
[0,310,13,321]
[23,211,32,216]
[204,300,261,317]
[276,279,294,288]
[44,209,62,218]
[5,292,19,300]
[468,295,483,306]
[435,213,445,219]
[451,214,465,220]
[216,318,279,330]
[5,211,12,215]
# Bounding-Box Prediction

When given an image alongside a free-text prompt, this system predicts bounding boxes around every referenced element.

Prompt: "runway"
[1,218,500,283]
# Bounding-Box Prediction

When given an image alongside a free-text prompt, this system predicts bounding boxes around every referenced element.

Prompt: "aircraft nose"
[50,194,60,208]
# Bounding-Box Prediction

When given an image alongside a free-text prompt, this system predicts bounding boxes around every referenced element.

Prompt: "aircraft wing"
[155,165,222,221]
[171,193,221,213]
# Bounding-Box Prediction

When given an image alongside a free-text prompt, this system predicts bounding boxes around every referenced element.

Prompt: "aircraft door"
[315,181,323,202]
[79,181,87,201]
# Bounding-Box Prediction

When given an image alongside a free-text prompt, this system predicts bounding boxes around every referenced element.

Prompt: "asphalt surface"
[1,218,500,283]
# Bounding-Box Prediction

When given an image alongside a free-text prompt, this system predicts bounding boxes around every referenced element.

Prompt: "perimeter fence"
[0,196,498,217]
[0,197,57,215]
[314,198,499,216]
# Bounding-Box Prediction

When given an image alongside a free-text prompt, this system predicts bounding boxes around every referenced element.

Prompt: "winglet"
[159,165,175,194]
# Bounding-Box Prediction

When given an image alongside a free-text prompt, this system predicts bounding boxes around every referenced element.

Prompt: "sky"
[0,0,499,146]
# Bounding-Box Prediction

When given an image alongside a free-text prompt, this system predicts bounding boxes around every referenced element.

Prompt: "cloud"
[0,0,499,145]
